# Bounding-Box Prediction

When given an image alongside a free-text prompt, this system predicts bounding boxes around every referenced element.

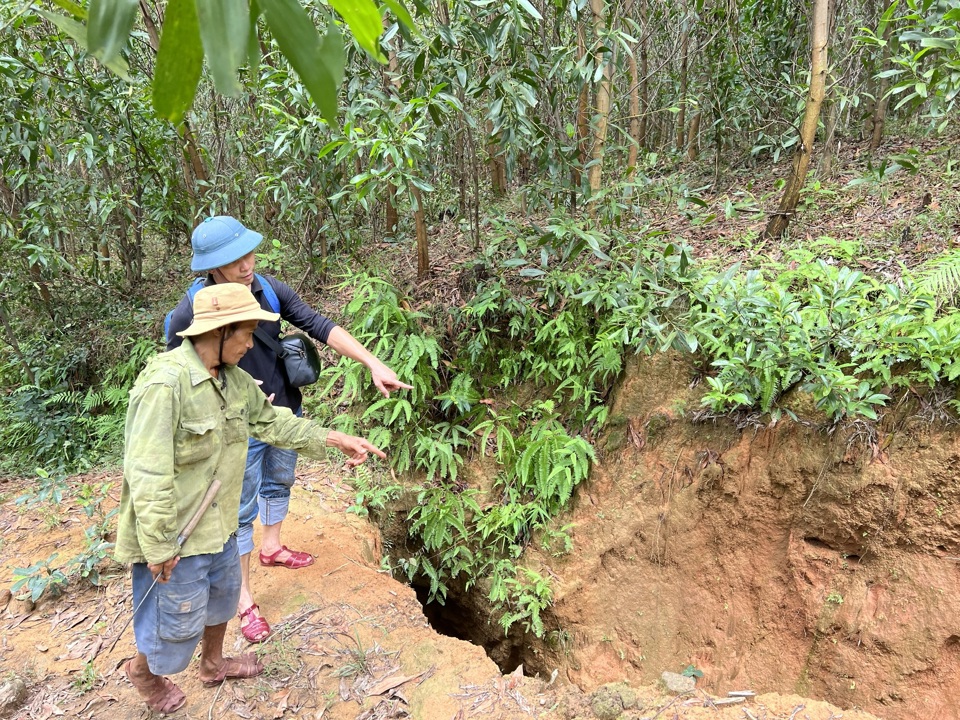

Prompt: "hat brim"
[176,308,280,337]
[191,227,264,272]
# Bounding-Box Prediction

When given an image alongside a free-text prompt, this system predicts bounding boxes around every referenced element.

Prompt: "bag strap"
[252,275,285,356]
[254,326,287,357]
[256,273,281,313]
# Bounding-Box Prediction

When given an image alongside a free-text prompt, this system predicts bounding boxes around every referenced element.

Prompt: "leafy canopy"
[34,0,416,124]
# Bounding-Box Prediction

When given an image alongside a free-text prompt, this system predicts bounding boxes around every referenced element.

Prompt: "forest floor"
[0,463,880,720]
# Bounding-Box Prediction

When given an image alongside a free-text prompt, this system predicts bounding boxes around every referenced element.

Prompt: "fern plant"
[914,249,960,309]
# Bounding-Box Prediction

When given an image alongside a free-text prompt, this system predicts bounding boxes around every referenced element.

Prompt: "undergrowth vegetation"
[303,214,960,636]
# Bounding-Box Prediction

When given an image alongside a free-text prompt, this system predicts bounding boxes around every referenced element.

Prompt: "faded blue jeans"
[236,408,300,556]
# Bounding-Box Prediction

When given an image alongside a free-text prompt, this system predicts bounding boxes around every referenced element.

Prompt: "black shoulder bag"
[254,328,322,388]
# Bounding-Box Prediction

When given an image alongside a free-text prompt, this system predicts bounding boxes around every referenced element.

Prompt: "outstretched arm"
[325,326,413,398]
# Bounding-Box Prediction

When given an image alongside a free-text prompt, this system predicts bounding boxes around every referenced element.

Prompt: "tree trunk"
[638,0,649,150]
[411,185,429,279]
[868,21,893,151]
[676,25,689,151]
[587,0,613,200]
[383,14,400,239]
[686,110,701,160]
[627,51,640,177]
[140,0,208,210]
[764,0,830,240]
[819,98,838,178]
[486,119,505,196]
[572,24,589,209]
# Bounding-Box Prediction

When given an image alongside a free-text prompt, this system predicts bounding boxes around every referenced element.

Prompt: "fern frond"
[915,249,960,307]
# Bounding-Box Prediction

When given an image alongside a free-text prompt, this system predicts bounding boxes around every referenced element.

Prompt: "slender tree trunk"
[686,109,701,160]
[868,21,893,151]
[486,119,505,196]
[572,24,590,210]
[676,24,689,151]
[764,0,830,240]
[383,15,400,239]
[627,51,640,176]
[820,98,838,177]
[638,0,649,150]
[411,185,429,279]
[587,0,613,200]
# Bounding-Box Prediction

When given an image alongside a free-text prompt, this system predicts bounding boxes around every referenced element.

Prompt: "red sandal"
[258,545,314,569]
[238,604,271,643]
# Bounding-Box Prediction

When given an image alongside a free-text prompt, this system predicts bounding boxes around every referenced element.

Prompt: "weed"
[827,591,844,605]
[71,662,99,693]
[332,631,374,678]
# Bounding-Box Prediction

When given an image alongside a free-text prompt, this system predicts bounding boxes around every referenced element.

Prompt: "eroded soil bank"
[1,453,881,720]
[481,352,960,720]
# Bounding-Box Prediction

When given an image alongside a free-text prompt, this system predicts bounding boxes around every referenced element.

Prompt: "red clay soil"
[520,352,960,720]
[0,454,879,720]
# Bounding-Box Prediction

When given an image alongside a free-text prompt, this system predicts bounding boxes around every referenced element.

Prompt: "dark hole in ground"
[412,580,541,676]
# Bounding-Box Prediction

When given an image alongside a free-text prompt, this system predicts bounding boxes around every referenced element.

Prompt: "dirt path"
[0,463,880,720]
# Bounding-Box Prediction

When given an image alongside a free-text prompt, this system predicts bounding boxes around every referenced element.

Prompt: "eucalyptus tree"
[765,0,831,240]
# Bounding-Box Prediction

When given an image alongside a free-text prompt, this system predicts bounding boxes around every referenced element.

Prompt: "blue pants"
[236,411,300,556]
[132,536,241,676]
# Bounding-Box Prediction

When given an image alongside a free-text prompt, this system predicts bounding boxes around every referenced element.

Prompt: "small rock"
[589,685,625,720]
[661,671,696,694]
[7,596,34,616]
[0,588,10,610]
[0,677,28,718]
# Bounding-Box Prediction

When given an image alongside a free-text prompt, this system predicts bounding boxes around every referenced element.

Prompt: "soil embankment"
[515,352,960,720]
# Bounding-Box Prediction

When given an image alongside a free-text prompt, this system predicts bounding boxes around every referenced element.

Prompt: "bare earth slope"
[0,459,879,720]
[524,352,960,720]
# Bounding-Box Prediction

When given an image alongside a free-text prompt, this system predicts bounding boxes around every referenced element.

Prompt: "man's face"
[221,321,259,365]
[212,251,256,286]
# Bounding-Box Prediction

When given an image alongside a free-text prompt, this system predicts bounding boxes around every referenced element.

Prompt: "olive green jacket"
[114,339,329,565]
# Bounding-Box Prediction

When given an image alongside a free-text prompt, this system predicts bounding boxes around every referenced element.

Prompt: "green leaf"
[260,0,343,123]
[516,0,543,21]
[51,0,87,19]
[36,9,132,81]
[330,0,387,62]
[153,0,204,123]
[381,0,417,32]
[88,0,138,63]
[248,0,263,69]
[196,0,249,96]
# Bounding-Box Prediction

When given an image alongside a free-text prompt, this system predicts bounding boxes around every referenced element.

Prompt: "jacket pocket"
[175,416,219,465]
[157,581,207,642]
[223,408,247,445]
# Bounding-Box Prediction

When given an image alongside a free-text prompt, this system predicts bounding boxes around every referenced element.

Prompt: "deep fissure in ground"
[411,580,546,677]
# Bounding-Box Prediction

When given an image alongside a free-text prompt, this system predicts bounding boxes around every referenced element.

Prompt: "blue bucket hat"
[191,216,263,272]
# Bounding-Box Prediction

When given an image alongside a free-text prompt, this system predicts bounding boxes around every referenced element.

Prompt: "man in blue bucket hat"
[167,216,412,643]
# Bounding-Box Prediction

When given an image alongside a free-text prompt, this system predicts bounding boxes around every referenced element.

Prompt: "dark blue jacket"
[166,274,336,411]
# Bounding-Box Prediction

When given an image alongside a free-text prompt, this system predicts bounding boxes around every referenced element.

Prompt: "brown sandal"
[125,659,186,715]
[200,653,264,687]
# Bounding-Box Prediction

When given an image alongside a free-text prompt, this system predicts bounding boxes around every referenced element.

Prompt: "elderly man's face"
[221,321,259,365]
